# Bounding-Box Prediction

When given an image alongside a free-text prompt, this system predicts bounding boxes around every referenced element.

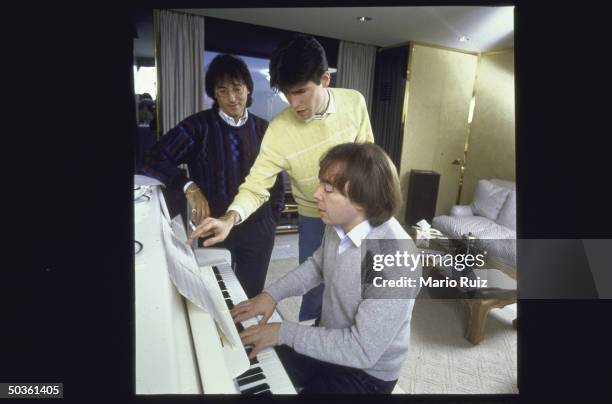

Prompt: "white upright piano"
[134,180,296,395]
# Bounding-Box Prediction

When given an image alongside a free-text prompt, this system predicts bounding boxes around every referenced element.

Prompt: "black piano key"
[222,291,230,299]
[254,389,272,395]
[212,266,220,275]
[215,274,223,282]
[236,373,266,387]
[218,281,227,290]
[245,346,259,365]
[236,322,245,333]
[237,367,263,380]
[241,383,270,395]
[225,299,234,309]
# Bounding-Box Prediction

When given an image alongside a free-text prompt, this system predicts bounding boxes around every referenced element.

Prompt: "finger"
[234,311,257,324]
[187,228,214,244]
[241,324,259,334]
[249,344,262,360]
[198,203,210,225]
[230,304,250,319]
[239,325,259,340]
[230,304,252,320]
[259,312,272,325]
[240,332,257,346]
[186,220,215,243]
[203,233,225,247]
[230,300,250,313]
[194,208,202,226]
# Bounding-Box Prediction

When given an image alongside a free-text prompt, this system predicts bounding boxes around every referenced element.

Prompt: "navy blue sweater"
[140,108,284,219]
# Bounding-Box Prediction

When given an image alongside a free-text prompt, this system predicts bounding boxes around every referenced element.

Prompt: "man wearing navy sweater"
[140,54,284,298]
[230,143,421,394]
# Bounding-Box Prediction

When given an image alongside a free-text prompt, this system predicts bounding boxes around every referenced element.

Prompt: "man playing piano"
[228,143,421,394]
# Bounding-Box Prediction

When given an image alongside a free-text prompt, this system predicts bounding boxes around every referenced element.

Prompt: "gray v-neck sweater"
[265,217,421,381]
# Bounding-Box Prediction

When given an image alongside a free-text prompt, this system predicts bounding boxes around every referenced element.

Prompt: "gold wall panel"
[398,44,478,223]
[461,51,515,204]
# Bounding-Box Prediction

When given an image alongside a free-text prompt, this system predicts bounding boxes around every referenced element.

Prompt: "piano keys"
[209,262,296,394]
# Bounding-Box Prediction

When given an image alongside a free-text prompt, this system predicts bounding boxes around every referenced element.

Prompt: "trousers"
[275,345,397,394]
[297,215,326,321]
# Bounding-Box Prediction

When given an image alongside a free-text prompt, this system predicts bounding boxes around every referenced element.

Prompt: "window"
[134,66,157,100]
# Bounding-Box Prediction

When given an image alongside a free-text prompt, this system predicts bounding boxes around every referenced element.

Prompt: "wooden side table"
[462,256,517,345]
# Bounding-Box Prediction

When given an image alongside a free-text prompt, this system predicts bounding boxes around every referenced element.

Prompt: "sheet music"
[158,211,242,351]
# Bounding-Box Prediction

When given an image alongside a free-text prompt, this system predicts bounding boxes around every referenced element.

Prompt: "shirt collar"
[218,108,249,127]
[333,219,372,248]
[304,88,336,123]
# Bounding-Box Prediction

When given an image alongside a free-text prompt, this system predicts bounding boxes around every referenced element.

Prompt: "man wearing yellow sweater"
[188,35,374,321]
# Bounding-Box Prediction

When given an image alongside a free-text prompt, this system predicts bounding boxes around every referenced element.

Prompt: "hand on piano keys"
[230,292,277,325]
[239,323,281,360]
[211,264,297,394]
[230,293,281,359]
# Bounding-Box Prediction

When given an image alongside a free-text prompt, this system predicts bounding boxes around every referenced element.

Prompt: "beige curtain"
[336,40,377,114]
[155,10,205,134]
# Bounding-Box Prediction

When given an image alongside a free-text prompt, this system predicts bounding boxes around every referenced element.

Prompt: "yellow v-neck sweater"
[229,88,374,219]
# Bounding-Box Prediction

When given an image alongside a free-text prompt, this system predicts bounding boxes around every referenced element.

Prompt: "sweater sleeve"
[228,125,289,220]
[139,114,205,191]
[263,230,326,303]
[277,298,413,369]
[354,91,375,144]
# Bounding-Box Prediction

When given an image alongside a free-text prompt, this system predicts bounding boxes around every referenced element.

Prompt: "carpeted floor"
[266,234,518,394]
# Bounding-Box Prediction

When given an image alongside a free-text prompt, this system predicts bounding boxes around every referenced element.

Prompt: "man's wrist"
[261,291,277,306]
[185,182,200,195]
[223,210,240,225]
[183,181,196,193]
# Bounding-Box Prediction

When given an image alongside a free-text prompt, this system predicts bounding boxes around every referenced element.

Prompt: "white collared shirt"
[334,219,372,255]
[218,107,249,127]
[304,88,336,123]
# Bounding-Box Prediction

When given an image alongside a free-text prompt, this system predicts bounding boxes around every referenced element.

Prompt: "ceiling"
[181,6,514,52]
[134,6,514,58]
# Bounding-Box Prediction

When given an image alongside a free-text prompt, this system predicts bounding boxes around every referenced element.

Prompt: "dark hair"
[269,35,328,93]
[205,54,253,108]
[319,143,401,227]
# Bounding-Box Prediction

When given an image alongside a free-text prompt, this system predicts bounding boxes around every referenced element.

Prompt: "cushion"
[490,178,516,191]
[496,190,516,230]
[450,205,474,217]
[470,180,510,221]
